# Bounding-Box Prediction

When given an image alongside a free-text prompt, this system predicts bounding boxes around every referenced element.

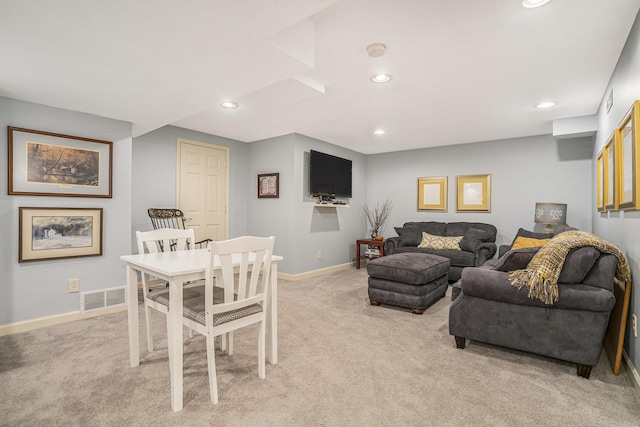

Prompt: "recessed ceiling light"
[374,129,386,135]
[536,101,555,109]
[371,74,392,83]
[522,0,551,8]
[221,101,238,109]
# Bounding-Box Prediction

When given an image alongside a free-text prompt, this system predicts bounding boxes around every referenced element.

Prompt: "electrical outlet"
[317,251,322,260]
[632,314,638,338]
[68,278,80,293]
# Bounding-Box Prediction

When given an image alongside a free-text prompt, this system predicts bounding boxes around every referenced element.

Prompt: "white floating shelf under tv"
[313,203,350,208]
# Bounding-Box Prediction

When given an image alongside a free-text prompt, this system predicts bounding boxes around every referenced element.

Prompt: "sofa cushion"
[394,226,422,247]
[367,253,450,285]
[511,236,551,250]
[403,221,447,237]
[394,247,476,267]
[459,228,494,252]
[494,246,601,284]
[558,246,601,284]
[495,247,541,272]
[418,232,462,250]
[446,222,497,241]
[510,228,554,248]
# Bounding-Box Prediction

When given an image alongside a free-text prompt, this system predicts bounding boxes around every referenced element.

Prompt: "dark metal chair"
[147,208,212,249]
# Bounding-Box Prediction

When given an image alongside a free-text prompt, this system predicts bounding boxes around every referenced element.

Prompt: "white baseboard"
[623,349,640,400]
[278,262,353,281]
[0,305,127,337]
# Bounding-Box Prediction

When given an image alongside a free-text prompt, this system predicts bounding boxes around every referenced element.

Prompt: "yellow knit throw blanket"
[507,230,631,305]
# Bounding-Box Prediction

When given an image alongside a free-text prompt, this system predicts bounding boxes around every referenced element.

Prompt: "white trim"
[277,263,353,281]
[623,349,640,400]
[0,305,127,337]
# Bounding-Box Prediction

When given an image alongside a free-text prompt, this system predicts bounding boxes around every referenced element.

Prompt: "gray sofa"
[384,222,497,282]
[449,244,617,378]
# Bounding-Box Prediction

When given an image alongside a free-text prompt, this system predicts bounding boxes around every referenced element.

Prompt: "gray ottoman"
[367,253,450,314]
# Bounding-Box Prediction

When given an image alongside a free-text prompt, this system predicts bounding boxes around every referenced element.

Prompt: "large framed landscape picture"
[8,127,113,198]
[19,207,103,262]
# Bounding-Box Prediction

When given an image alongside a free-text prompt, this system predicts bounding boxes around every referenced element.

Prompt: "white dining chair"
[136,228,203,352]
[182,235,275,404]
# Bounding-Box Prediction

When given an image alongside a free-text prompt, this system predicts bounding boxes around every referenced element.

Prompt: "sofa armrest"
[474,242,497,266]
[384,237,401,255]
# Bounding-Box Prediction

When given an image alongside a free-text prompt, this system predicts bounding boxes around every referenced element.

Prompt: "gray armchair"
[449,245,617,378]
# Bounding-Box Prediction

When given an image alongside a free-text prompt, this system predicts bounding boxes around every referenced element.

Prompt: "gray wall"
[247,133,367,275]
[131,125,251,248]
[592,10,640,376]
[367,134,594,247]
[0,96,132,324]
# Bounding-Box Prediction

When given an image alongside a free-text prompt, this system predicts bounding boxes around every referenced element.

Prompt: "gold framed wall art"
[597,150,605,212]
[618,100,639,210]
[456,174,491,212]
[417,176,447,211]
[603,134,618,211]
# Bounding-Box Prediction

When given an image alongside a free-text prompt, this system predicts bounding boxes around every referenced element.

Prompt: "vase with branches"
[362,198,393,240]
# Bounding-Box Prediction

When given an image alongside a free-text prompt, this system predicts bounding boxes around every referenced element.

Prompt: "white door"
[176,138,229,242]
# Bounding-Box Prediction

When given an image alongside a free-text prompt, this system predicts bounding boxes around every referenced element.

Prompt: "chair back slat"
[136,228,195,254]
[205,236,274,322]
[135,229,196,295]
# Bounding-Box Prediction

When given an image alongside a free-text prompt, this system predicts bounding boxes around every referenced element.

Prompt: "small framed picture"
[19,207,103,262]
[258,173,279,198]
[8,127,113,198]
[417,176,447,211]
[456,174,491,212]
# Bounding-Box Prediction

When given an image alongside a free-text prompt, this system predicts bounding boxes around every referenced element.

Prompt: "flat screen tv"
[309,150,352,198]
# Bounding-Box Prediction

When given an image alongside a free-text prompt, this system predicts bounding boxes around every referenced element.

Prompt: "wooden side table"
[356,239,384,269]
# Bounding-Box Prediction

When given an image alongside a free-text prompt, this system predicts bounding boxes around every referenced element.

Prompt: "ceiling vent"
[366,43,386,57]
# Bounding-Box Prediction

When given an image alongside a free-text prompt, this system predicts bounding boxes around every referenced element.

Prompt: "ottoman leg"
[411,308,424,315]
[370,299,381,306]
[454,336,466,349]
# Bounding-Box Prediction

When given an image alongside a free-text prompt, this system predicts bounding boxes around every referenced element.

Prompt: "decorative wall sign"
[19,207,103,262]
[8,127,113,198]
[257,173,279,198]
[456,174,491,212]
[417,176,447,211]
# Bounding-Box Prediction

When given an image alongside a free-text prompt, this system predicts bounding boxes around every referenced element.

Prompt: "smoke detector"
[366,43,386,57]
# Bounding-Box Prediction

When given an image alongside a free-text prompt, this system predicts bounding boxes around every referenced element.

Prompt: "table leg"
[266,262,278,364]
[127,265,140,368]
[356,243,361,269]
[168,278,184,412]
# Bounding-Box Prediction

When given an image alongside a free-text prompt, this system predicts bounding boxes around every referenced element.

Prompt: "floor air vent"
[80,286,126,313]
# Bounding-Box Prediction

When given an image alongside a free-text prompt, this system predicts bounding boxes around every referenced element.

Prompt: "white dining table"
[120,248,282,412]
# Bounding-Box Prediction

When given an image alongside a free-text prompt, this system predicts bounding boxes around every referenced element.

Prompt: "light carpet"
[1,267,639,426]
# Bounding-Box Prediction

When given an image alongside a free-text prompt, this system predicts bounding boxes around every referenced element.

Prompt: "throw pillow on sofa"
[511,236,552,249]
[494,247,540,271]
[510,228,554,247]
[418,232,462,250]
[459,228,494,252]
[394,226,422,247]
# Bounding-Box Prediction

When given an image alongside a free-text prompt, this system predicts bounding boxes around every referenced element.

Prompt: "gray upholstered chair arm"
[384,237,401,255]
[474,242,497,266]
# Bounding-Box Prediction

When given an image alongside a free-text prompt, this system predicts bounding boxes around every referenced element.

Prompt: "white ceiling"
[1,0,639,154]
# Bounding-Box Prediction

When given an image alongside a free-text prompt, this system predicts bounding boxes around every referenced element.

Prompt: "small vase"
[370,230,378,239]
